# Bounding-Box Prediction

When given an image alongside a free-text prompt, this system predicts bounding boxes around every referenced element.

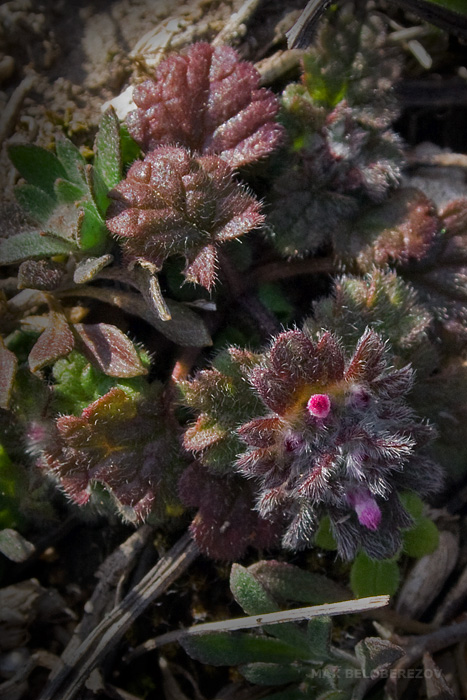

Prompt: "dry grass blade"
[127,595,390,662]
[38,532,199,700]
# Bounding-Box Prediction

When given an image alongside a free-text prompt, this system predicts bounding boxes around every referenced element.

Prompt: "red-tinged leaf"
[28,311,75,373]
[269,330,318,382]
[183,415,226,452]
[0,337,18,409]
[440,198,467,238]
[184,244,217,290]
[74,323,147,378]
[126,43,283,167]
[249,366,294,415]
[316,332,345,383]
[238,416,284,448]
[43,384,184,522]
[107,147,262,289]
[345,327,386,383]
[356,188,439,269]
[179,463,279,560]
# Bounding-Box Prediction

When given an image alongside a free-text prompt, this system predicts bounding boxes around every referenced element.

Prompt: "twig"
[47,525,153,681]
[212,0,262,46]
[391,618,467,673]
[38,531,199,700]
[126,595,390,662]
[0,74,35,149]
[406,151,467,169]
[286,0,330,49]
[256,49,305,86]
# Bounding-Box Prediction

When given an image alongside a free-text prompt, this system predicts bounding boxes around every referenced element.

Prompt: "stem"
[247,256,336,286]
[38,531,199,700]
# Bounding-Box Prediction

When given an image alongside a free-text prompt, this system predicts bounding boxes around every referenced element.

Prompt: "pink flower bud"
[307,393,331,419]
[348,489,382,531]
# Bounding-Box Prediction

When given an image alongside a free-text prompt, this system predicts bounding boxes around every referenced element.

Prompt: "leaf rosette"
[106,146,264,290]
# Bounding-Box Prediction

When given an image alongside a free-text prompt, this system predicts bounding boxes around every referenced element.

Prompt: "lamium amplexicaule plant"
[1,2,467,699]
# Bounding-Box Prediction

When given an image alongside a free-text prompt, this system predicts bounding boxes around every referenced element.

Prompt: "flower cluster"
[182,328,443,560]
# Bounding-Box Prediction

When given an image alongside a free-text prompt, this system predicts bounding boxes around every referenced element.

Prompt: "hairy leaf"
[28,311,75,373]
[0,231,74,265]
[74,323,148,378]
[126,43,283,167]
[350,552,400,597]
[106,146,264,290]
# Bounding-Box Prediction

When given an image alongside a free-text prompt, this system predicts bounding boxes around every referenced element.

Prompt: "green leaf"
[54,178,86,204]
[120,123,141,169]
[0,446,26,530]
[403,517,439,559]
[230,564,307,648]
[8,144,67,198]
[257,283,294,324]
[14,184,56,224]
[248,560,349,605]
[87,164,111,218]
[350,552,400,598]
[0,528,35,563]
[0,337,18,409]
[180,632,309,667]
[77,203,109,252]
[354,637,404,678]
[94,107,122,190]
[230,563,279,615]
[315,516,338,551]
[55,136,87,190]
[0,231,74,265]
[306,616,332,660]
[50,349,151,417]
[240,662,304,686]
[399,491,424,520]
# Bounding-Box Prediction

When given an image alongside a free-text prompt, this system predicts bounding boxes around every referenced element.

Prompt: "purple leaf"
[40,384,182,522]
[28,310,75,373]
[74,323,147,378]
[126,43,284,167]
[107,146,264,290]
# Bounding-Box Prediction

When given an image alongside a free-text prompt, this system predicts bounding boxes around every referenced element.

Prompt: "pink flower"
[348,489,382,531]
[307,393,331,419]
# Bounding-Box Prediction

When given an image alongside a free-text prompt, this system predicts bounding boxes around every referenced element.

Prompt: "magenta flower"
[181,327,443,560]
